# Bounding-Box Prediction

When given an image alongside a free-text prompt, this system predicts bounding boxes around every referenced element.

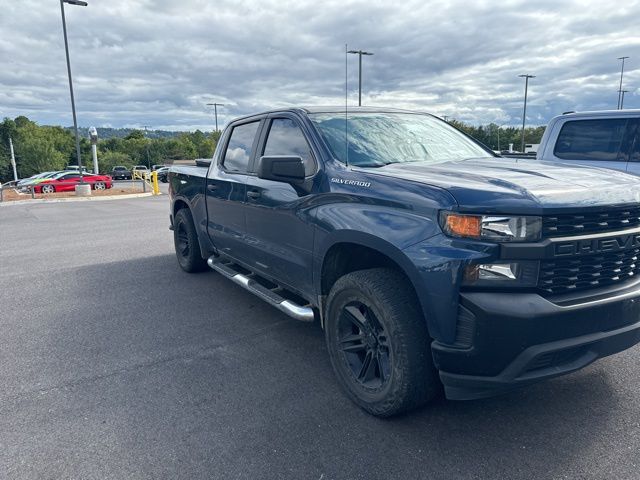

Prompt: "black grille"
[538,248,640,295]
[543,207,640,237]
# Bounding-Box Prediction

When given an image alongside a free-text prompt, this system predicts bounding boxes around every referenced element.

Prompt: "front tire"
[173,208,208,273]
[94,181,106,190]
[325,268,440,417]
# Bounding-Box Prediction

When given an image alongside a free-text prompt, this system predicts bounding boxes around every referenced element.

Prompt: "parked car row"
[17,171,60,189]
[13,164,172,193]
[13,170,112,193]
[118,164,169,182]
[32,172,113,193]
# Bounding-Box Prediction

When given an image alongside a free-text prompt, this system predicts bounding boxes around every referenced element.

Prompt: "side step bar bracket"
[207,257,315,322]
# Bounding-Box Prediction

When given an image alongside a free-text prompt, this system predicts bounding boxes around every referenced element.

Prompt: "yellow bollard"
[152,171,160,195]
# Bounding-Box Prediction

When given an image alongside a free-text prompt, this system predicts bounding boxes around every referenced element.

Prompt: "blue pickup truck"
[169,107,640,416]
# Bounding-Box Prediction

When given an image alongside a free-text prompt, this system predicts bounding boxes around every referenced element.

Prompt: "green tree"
[0,118,18,180]
[99,151,133,173]
[124,130,145,141]
[12,120,74,177]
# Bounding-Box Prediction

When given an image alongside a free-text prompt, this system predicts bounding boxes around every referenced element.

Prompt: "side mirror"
[257,156,305,183]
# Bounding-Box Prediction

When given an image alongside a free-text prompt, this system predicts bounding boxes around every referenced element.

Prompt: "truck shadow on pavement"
[9,253,630,479]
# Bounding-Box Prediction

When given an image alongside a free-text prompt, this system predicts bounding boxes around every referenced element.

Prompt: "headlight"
[463,261,539,288]
[440,212,542,242]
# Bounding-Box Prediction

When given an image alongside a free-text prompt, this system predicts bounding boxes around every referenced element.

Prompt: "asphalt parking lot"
[1,196,640,480]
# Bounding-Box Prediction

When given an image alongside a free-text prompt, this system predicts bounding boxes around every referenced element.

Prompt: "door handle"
[207,184,218,192]
[247,190,261,199]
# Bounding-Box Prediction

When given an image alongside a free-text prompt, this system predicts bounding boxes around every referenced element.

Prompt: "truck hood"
[364,157,640,213]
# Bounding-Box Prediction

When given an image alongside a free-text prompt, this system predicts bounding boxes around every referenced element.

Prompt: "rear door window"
[222,121,261,173]
[554,119,629,161]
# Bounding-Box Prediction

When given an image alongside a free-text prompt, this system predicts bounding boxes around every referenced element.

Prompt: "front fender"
[402,234,496,343]
[312,202,444,337]
[312,201,498,343]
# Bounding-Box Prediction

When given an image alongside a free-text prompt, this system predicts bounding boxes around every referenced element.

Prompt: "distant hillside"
[72,127,183,140]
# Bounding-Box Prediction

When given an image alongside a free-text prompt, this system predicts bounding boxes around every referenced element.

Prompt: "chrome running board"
[207,257,315,322]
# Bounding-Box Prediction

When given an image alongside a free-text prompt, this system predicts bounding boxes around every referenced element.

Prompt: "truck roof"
[556,109,640,118]
[229,106,438,124]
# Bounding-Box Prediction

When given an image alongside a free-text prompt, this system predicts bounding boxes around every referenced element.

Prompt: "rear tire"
[325,268,440,417]
[41,184,55,194]
[173,208,208,273]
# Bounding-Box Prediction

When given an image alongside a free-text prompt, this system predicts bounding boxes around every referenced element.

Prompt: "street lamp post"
[347,49,374,106]
[621,90,629,109]
[9,137,18,182]
[617,56,630,109]
[519,74,535,153]
[59,0,88,189]
[206,103,225,132]
[142,125,151,168]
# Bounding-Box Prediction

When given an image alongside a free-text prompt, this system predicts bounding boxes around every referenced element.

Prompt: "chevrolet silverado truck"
[168,107,640,417]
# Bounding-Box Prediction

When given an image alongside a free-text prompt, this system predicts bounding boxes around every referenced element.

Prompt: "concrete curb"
[0,192,158,207]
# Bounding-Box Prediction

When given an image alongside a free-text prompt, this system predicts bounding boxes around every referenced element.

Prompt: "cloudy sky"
[2,0,640,131]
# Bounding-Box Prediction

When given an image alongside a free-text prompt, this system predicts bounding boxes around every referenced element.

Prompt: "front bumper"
[432,282,640,400]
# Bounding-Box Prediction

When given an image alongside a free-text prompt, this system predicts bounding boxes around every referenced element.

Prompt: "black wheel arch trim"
[315,231,437,338]
[171,195,217,261]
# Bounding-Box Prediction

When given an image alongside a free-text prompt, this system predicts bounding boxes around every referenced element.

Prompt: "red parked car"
[33,172,113,194]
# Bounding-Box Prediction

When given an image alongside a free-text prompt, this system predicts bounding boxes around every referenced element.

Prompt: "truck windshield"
[309,112,492,167]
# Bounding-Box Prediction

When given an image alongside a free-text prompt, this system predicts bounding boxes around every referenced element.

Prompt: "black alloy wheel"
[176,221,190,258]
[325,268,440,416]
[173,208,208,273]
[337,301,392,390]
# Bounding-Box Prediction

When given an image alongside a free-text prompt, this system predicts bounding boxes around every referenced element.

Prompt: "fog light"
[463,262,538,287]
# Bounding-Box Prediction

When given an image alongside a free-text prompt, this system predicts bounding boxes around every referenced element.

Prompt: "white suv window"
[554,119,628,161]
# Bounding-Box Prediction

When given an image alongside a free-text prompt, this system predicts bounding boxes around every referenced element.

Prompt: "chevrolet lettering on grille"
[554,233,640,257]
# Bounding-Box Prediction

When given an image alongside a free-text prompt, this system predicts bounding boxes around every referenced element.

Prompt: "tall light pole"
[621,89,629,109]
[60,0,88,185]
[347,49,374,106]
[206,103,225,132]
[617,56,630,109]
[142,125,151,168]
[9,137,18,182]
[519,74,535,153]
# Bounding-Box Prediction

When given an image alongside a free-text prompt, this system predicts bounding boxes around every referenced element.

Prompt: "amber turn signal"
[445,214,481,238]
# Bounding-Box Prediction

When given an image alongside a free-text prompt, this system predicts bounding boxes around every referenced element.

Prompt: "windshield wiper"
[358,161,397,168]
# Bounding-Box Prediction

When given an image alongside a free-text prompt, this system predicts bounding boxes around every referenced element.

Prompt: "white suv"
[537,109,640,175]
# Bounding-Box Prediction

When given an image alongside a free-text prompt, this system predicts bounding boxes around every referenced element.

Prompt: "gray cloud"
[1,0,639,130]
